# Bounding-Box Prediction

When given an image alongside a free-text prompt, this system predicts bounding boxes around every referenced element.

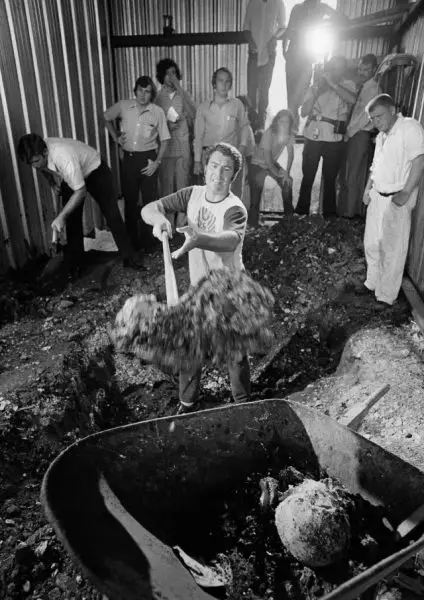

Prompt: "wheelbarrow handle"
[162,232,179,307]
[322,534,424,600]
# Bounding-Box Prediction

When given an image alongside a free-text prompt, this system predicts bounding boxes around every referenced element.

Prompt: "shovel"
[162,232,179,306]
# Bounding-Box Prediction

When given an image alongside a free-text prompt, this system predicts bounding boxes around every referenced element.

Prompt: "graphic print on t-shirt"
[196,205,216,232]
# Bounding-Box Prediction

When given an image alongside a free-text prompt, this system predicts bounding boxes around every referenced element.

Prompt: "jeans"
[121,149,159,251]
[179,356,251,407]
[297,139,345,217]
[61,160,134,272]
[248,163,294,226]
[247,51,276,127]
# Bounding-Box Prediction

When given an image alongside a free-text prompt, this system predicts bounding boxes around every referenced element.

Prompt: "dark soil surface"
[0,216,417,599]
[182,466,396,600]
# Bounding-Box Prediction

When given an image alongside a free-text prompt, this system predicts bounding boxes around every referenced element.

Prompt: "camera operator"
[296,55,356,217]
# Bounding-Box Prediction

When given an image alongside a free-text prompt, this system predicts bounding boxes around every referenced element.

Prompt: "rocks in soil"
[275,479,351,567]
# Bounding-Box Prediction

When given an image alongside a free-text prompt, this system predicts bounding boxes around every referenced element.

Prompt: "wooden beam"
[394,0,424,37]
[341,24,396,40]
[111,31,249,48]
[346,6,407,27]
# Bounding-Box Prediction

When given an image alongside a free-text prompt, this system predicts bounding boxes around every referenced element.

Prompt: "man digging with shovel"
[141,142,250,414]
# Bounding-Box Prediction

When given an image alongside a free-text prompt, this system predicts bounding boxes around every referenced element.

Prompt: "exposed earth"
[1,215,424,599]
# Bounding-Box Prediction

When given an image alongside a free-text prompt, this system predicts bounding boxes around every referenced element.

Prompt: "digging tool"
[162,232,179,306]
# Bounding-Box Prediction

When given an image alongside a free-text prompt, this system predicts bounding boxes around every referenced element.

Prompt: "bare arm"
[104,118,121,144]
[323,76,356,105]
[264,149,284,179]
[51,187,87,233]
[286,144,294,175]
[392,154,424,207]
[182,90,197,124]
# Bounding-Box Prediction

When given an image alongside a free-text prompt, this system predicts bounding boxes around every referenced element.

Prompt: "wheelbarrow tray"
[41,398,424,600]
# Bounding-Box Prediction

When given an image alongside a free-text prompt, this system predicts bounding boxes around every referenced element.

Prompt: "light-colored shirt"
[104,100,170,152]
[244,0,286,67]
[252,127,294,168]
[155,88,194,158]
[45,137,101,191]
[160,185,247,286]
[347,78,381,139]
[303,79,356,142]
[194,98,250,162]
[371,114,424,194]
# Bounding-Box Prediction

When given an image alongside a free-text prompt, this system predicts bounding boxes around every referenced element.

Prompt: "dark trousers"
[296,139,345,217]
[248,163,293,226]
[121,149,158,251]
[179,356,251,407]
[285,53,313,128]
[247,51,276,127]
[61,160,134,271]
[338,131,374,218]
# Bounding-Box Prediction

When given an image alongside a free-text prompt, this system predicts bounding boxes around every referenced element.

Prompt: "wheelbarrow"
[41,398,424,600]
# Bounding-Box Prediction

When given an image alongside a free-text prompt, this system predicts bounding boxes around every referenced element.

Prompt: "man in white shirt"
[141,142,249,414]
[338,54,381,218]
[296,56,356,217]
[193,68,250,200]
[17,134,141,276]
[363,94,424,306]
[244,0,286,128]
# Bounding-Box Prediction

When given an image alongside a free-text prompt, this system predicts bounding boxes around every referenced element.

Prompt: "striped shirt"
[104,100,170,152]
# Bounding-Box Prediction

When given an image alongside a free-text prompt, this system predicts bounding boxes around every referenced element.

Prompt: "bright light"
[304,23,334,63]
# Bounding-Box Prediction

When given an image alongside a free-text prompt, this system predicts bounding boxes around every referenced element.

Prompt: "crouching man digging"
[141,142,250,413]
[362,94,424,307]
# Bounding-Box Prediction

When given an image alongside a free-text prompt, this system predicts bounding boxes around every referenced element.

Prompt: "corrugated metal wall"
[110,0,249,105]
[401,15,424,296]
[0,0,112,273]
[336,0,396,58]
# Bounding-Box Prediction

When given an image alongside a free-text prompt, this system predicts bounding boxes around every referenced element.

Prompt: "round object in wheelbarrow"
[275,479,351,567]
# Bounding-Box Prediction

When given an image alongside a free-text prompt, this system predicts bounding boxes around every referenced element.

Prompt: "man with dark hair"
[296,55,356,217]
[193,68,249,200]
[243,0,286,127]
[338,53,380,218]
[362,93,424,306]
[155,59,196,199]
[141,142,249,413]
[283,0,344,129]
[104,75,170,253]
[17,133,141,275]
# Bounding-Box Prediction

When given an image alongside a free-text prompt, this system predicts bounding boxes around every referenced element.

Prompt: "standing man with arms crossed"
[243,0,286,128]
[104,76,170,255]
[338,54,380,218]
[141,142,249,414]
[193,68,250,201]
[362,94,424,307]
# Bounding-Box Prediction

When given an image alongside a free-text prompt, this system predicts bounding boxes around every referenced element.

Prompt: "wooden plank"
[339,384,391,431]
[111,31,249,48]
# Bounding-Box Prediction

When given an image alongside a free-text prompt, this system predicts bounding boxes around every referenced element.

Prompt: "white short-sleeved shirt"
[45,138,101,191]
[371,114,424,194]
[104,100,170,153]
[159,185,247,286]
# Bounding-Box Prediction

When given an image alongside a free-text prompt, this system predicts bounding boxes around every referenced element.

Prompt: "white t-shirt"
[371,115,424,194]
[160,185,247,286]
[45,138,101,191]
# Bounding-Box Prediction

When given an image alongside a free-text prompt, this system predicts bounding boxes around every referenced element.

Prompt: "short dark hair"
[212,67,233,88]
[17,133,47,163]
[156,58,181,84]
[270,109,295,135]
[360,54,378,70]
[367,93,396,114]
[204,142,242,182]
[133,76,157,100]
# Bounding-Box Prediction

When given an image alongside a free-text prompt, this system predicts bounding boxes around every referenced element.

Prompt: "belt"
[376,190,402,197]
[309,115,342,127]
[124,149,157,156]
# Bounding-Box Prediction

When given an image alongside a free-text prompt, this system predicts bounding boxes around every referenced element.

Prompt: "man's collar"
[130,100,153,112]
[383,113,404,138]
[210,96,230,108]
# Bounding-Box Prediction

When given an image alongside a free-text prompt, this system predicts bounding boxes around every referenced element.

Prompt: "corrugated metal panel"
[401,16,424,296]
[115,45,248,105]
[0,0,113,273]
[335,0,395,59]
[110,0,249,35]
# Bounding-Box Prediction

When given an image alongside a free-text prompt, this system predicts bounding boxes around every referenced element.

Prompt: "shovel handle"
[52,228,59,244]
[322,534,424,600]
[162,233,179,306]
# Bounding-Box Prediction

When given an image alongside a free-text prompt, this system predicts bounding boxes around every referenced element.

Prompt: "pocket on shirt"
[141,123,155,138]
